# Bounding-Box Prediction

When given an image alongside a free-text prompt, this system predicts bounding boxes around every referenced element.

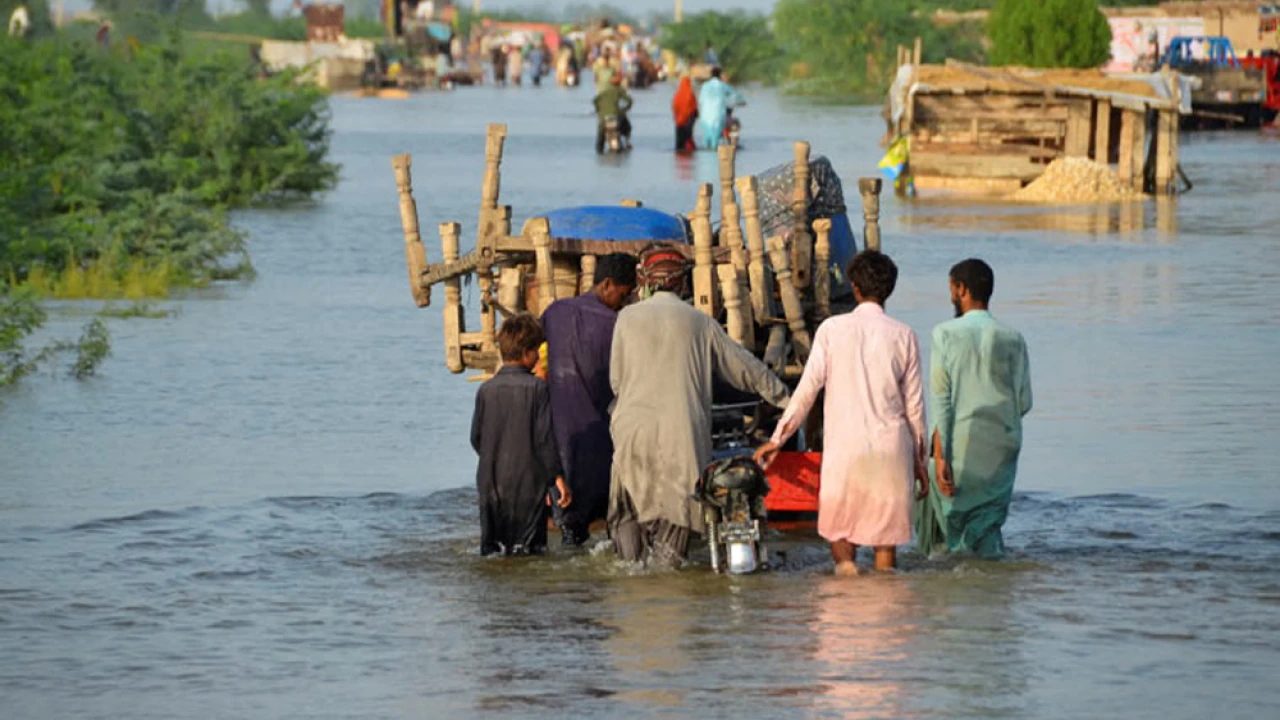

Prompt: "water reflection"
[909,566,1030,717]
[602,574,697,709]
[806,575,920,718]
[900,198,1178,240]
[461,557,616,713]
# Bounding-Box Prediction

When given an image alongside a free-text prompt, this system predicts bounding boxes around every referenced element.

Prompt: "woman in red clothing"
[671,75,699,153]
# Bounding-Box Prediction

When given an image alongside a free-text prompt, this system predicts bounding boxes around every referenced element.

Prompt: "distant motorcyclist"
[593,73,633,154]
[694,67,746,150]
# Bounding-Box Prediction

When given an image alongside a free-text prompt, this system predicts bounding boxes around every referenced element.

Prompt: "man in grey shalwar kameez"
[608,248,791,565]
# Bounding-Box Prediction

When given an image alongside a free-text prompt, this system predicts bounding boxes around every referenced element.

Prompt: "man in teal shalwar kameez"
[694,68,745,150]
[916,259,1032,559]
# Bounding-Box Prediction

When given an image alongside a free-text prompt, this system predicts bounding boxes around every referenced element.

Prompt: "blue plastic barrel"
[541,206,688,243]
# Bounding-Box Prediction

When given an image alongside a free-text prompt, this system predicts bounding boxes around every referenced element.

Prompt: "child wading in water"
[470,313,571,556]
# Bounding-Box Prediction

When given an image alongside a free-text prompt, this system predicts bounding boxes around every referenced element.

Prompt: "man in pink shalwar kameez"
[756,251,928,574]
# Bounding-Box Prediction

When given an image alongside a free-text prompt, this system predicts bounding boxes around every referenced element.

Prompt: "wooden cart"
[392,123,886,383]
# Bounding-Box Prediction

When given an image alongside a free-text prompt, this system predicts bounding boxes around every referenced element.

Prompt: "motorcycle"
[694,402,771,574]
[602,115,625,154]
[723,107,743,148]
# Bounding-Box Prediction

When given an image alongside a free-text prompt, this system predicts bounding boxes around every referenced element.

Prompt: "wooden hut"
[888,61,1189,196]
[392,124,885,383]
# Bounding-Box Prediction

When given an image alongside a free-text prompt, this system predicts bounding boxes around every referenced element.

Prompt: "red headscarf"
[672,76,698,126]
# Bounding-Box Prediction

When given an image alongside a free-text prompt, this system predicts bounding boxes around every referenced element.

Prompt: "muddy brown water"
[3,83,1279,719]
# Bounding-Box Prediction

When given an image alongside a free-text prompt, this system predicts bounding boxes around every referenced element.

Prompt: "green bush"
[987,0,1112,68]
[0,32,337,287]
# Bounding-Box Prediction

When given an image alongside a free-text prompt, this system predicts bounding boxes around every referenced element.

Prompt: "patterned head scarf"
[637,243,692,299]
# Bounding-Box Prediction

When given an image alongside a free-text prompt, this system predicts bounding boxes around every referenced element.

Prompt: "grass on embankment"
[1,26,337,385]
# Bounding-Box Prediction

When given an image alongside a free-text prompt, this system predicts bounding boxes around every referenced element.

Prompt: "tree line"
[663,0,1117,98]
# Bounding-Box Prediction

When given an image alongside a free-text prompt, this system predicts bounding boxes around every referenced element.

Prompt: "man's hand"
[754,441,781,470]
[934,457,955,498]
[914,456,930,500]
[554,477,573,508]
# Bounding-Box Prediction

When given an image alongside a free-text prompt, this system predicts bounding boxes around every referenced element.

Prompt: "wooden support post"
[722,201,753,343]
[791,141,812,290]
[717,265,749,348]
[391,154,431,308]
[579,254,597,295]
[439,222,465,373]
[473,123,509,357]
[1133,109,1148,193]
[736,175,770,323]
[1118,109,1137,188]
[763,325,788,373]
[913,36,922,66]
[497,266,525,315]
[477,123,511,266]
[1171,75,1182,189]
[1094,99,1112,164]
[691,183,719,318]
[526,218,557,315]
[858,177,883,252]
[480,123,506,215]
[812,218,832,324]
[1065,100,1091,158]
[767,235,812,361]
[1155,109,1175,195]
[717,144,737,241]
[723,202,746,273]
[478,268,497,357]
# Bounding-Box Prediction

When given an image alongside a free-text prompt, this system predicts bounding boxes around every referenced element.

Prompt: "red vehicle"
[1163,37,1280,127]
[1241,51,1280,123]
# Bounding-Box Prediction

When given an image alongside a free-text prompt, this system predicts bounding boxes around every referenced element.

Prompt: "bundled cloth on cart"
[745,155,857,296]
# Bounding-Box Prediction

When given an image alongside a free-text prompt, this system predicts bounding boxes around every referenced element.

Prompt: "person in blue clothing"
[703,43,720,66]
[694,68,745,150]
[540,253,638,546]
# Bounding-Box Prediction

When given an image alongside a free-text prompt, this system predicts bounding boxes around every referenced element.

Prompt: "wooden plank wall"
[909,94,1088,185]
[910,92,1158,193]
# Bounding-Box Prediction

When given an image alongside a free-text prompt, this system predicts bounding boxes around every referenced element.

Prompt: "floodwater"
[3,82,1280,719]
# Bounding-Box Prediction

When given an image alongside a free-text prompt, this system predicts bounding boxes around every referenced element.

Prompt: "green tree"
[774,0,978,98]
[987,0,1112,68]
[1,33,336,286]
[660,11,781,84]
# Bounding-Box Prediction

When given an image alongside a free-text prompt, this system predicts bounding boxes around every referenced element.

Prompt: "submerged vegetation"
[1,21,337,387]
[1,289,112,387]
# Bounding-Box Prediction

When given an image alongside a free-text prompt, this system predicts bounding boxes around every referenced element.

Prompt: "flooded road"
[3,84,1279,718]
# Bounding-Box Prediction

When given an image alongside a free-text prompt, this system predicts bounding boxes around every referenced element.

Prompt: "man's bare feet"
[834,561,861,577]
